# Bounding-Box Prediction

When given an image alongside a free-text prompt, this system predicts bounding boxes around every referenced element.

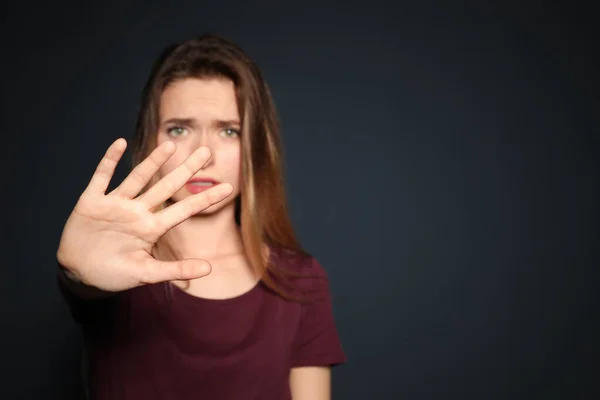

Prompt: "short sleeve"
[290,257,347,368]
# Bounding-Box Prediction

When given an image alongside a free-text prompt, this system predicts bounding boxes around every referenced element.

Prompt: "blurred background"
[1,1,598,399]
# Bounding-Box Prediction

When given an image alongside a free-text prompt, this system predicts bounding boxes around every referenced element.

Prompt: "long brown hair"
[130,33,311,298]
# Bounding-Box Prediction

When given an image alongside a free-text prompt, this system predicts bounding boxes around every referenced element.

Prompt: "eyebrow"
[162,117,241,128]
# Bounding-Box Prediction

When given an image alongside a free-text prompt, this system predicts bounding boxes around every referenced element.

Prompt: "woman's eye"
[167,127,188,137]
[221,128,240,138]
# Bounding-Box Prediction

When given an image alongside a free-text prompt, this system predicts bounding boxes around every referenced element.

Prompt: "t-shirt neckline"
[164,247,276,307]
[166,278,263,307]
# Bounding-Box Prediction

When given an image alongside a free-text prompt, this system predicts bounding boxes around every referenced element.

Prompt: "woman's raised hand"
[56,138,233,292]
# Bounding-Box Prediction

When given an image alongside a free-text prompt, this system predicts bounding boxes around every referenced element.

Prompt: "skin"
[56,141,234,292]
[290,367,332,399]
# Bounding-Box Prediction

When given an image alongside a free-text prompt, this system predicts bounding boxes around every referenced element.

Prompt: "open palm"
[56,138,233,292]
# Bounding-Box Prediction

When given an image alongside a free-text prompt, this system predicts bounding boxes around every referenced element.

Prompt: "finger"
[83,138,127,195]
[139,257,212,285]
[110,141,176,199]
[137,146,212,209]
[154,183,234,232]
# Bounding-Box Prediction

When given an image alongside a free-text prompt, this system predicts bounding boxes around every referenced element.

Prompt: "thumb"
[141,257,212,285]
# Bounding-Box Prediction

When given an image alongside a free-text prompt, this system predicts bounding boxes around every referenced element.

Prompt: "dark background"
[1,1,598,399]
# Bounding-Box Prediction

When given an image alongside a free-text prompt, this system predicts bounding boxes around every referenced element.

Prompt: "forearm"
[290,367,331,400]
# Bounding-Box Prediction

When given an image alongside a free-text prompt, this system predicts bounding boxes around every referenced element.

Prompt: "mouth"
[185,178,220,193]
[187,177,219,185]
[188,181,216,186]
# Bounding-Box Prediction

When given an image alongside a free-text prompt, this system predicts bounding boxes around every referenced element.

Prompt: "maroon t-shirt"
[59,248,346,399]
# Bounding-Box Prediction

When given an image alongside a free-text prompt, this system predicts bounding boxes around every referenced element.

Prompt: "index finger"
[84,138,127,195]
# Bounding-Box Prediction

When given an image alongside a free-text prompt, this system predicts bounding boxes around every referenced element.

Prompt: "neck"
[158,201,243,261]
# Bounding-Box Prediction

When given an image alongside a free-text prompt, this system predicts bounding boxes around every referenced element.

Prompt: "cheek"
[225,151,242,180]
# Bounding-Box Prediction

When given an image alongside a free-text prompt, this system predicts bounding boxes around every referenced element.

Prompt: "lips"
[185,177,220,194]
[187,177,219,185]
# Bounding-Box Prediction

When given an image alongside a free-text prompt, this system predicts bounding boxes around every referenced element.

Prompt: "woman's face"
[156,77,242,214]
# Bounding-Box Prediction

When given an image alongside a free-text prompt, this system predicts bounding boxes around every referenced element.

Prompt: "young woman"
[56,34,346,399]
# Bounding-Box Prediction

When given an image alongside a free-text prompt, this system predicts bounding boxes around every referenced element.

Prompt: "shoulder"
[268,246,330,300]
[269,246,328,277]
[272,248,347,367]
